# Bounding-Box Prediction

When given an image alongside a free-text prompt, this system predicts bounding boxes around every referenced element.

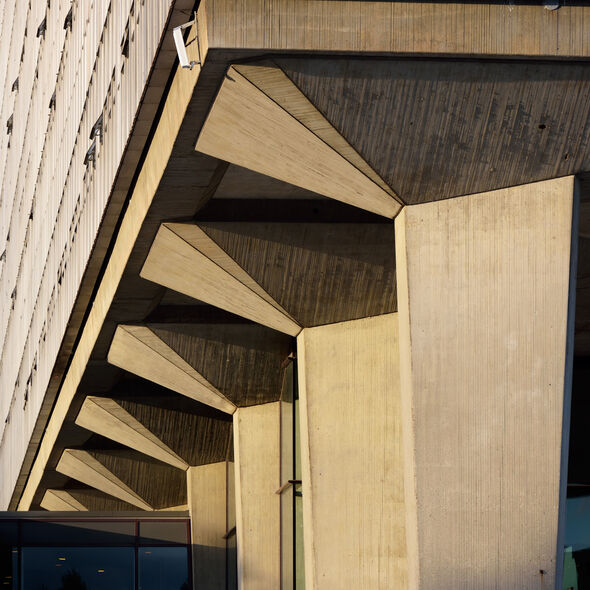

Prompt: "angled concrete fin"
[233,63,399,203]
[56,449,153,511]
[195,65,401,218]
[140,223,301,336]
[161,503,189,511]
[76,396,189,471]
[107,324,236,414]
[40,489,88,512]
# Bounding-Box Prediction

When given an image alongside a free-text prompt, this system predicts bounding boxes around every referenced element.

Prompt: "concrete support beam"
[297,314,405,589]
[227,460,237,590]
[195,65,400,218]
[199,0,590,59]
[141,223,301,336]
[279,399,294,590]
[395,177,578,590]
[108,324,236,414]
[40,489,88,512]
[234,403,282,590]
[187,463,228,590]
[56,449,153,511]
[232,63,398,205]
[75,396,189,470]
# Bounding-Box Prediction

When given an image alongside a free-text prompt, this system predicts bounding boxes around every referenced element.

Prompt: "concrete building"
[1,1,590,589]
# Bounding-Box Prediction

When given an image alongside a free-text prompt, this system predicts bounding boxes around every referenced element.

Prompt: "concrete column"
[297,314,406,589]
[395,177,578,590]
[227,460,237,590]
[187,463,228,590]
[233,402,282,590]
[280,397,294,590]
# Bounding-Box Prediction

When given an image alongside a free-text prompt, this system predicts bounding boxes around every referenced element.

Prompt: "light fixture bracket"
[173,12,200,70]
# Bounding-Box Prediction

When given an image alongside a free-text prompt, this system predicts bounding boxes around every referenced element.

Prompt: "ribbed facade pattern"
[0,0,174,509]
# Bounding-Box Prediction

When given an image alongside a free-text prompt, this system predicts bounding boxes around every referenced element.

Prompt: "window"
[0,517,190,590]
[138,547,189,590]
[0,522,18,589]
[22,547,135,589]
[279,358,305,589]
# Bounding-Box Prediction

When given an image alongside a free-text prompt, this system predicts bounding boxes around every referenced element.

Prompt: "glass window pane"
[0,521,18,590]
[564,496,590,589]
[139,521,188,545]
[0,543,17,590]
[22,547,134,590]
[138,547,189,590]
[21,521,135,545]
[0,522,17,545]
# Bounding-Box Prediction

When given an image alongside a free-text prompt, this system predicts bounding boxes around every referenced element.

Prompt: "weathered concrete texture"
[76,396,189,470]
[297,314,406,589]
[195,66,400,218]
[187,463,228,590]
[395,177,577,590]
[233,403,282,590]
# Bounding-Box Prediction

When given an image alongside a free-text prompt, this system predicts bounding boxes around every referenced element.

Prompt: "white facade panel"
[0,0,175,509]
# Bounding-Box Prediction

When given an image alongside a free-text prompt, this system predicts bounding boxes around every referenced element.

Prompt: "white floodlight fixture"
[173,14,200,70]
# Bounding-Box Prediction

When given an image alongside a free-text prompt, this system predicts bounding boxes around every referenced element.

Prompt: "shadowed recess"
[196,198,389,223]
[568,358,590,495]
[277,57,590,203]
[197,222,397,326]
[113,394,233,467]
[575,236,590,356]
[84,446,187,510]
[149,323,292,407]
[61,484,141,512]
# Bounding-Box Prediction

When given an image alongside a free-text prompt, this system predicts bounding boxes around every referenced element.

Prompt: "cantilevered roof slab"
[277,57,590,203]
[13,0,590,521]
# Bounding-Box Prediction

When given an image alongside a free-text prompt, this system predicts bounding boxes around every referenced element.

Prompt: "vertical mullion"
[292,355,297,590]
[17,518,21,590]
[134,520,139,590]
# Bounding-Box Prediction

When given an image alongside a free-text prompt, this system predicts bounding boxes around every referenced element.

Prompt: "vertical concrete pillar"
[395,177,578,590]
[280,395,294,590]
[233,402,282,590]
[297,314,406,589]
[187,463,228,590]
[226,460,237,590]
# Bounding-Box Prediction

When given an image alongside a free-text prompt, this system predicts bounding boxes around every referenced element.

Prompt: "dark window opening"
[0,517,190,590]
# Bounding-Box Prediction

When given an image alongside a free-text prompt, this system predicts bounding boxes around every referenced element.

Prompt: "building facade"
[1,1,590,589]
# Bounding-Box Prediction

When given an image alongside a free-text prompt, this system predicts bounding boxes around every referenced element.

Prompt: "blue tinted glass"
[563,496,590,589]
[566,496,590,552]
[22,547,134,590]
[12,547,18,590]
[138,547,189,590]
